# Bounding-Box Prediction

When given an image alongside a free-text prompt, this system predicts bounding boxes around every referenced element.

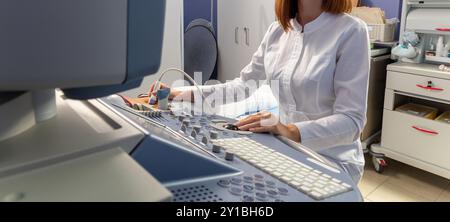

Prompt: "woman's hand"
[148,82,195,102]
[235,111,301,143]
[123,82,194,107]
[149,82,182,101]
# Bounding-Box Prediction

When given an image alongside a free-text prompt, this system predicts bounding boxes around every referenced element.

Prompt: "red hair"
[276,0,353,31]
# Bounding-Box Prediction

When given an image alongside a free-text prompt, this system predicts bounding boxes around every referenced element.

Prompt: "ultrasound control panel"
[101,98,363,202]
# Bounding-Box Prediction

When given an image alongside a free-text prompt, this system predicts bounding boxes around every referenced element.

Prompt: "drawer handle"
[412,126,439,135]
[436,28,450,32]
[416,84,444,91]
[235,27,239,44]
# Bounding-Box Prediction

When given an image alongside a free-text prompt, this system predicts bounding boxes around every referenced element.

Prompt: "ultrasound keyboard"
[101,98,363,202]
[212,137,352,200]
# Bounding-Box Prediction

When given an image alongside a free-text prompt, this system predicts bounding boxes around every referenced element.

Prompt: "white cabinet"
[386,71,450,102]
[217,0,275,82]
[381,110,450,171]
[372,62,450,179]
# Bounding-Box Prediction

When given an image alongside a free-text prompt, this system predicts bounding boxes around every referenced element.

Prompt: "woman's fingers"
[260,111,272,119]
[249,126,273,133]
[235,112,266,127]
[127,97,149,105]
[149,82,168,95]
[238,121,261,131]
[235,115,260,128]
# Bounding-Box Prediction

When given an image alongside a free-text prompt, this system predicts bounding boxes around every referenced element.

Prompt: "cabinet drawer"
[381,110,450,170]
[387,71,450,102]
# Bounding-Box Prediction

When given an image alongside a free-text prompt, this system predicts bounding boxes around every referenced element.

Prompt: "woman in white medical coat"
[151,0,370,183]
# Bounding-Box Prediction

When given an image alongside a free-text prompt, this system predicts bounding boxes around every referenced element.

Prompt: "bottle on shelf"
[426,37,436,56]
[444,43,450,58]
[436,36,444,57]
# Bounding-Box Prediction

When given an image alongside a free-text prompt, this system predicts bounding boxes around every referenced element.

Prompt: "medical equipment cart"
[370,0,450,178]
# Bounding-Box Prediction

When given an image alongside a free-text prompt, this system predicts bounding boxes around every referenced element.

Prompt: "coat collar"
[290,12,331,34]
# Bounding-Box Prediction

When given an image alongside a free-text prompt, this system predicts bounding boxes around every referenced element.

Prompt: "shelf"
[413,29,450,35]
[408,2,450,8]
[393,91,450,106]
[425,55,450,64]
[371,48,390,57]
[373,41,398,48]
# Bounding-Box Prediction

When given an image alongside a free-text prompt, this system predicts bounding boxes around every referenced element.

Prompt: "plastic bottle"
[426,38,436,56]
[436,36,444,57]
[430,38,435,51]
[445,43,450,58]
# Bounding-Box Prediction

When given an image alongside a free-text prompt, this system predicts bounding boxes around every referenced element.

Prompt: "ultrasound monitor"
[0,0,165,96]
[0,0,166,140]
[0,0,170,201]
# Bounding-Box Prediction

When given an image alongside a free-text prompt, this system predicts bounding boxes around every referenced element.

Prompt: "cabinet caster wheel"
[372,156,387,174]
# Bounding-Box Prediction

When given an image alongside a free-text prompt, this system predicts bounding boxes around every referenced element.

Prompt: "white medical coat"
[200,12,371,182]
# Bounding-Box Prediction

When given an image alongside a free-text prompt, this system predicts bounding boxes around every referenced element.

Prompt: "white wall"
[123,0,184,97]
[217,0,275,82]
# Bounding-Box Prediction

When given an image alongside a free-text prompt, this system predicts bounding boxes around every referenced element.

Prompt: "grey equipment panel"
[0,148,172,202]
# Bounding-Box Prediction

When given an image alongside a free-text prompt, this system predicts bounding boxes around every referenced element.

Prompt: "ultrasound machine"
[0,0,362,202]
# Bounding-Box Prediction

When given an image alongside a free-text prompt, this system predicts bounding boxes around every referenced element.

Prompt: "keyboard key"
[281,176,293,182]
[255,192,268,201]
[267,190,279,198]
[265,180,277,188]
[229,187,243,196]
[300,186,312,193]
[313,170,322,175]
[242,195,255,202]
[231,178,243,185]
[254,174,265,181]
[243,185,255,193]
[323,174,332,179]
[277,187,289,195]
[217,180,230,188]
[255,182,266,191]
[290,181,301,187]
[332,178,342,183]
[342,183,352,189]
[304,178,315,184]
[315,183,325,189]
[310,191,324,200]
[243,176,253,183]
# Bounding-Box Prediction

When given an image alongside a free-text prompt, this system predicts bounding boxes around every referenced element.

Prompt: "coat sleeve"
[295,22,371,151]
[179,22,278,105]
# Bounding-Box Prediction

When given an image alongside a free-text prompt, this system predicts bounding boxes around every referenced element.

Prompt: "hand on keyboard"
[235,112,301,142]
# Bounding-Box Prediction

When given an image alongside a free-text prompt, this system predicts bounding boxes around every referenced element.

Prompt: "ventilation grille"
[171,185,224,202]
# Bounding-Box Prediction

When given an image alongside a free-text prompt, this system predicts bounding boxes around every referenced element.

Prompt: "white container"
[444,43,450,57]
[367,22,396,42]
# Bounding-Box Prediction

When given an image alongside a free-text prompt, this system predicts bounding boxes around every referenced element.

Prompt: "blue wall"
[184,0,217,32]
[361,0,403,19]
